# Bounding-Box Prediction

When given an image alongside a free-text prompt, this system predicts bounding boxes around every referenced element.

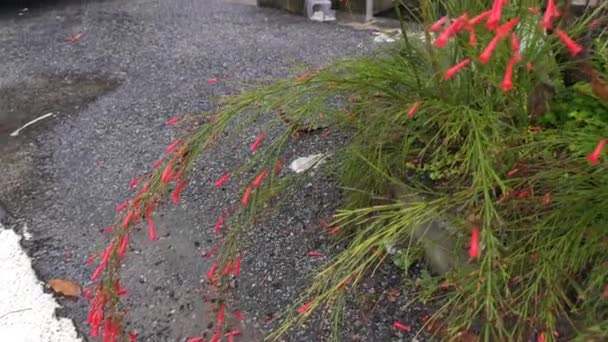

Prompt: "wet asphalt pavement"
[0,1,428,341]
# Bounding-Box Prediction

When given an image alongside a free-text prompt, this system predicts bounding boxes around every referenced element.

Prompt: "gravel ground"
[0,0,428,341]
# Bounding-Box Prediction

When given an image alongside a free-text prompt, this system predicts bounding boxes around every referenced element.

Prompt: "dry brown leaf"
[385,288,401,302]
[48,278,81,298]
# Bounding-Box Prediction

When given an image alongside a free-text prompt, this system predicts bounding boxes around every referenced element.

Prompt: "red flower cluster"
[431,1,584,92]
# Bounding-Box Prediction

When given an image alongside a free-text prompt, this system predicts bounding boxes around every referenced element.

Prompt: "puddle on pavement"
[0,74,118,197]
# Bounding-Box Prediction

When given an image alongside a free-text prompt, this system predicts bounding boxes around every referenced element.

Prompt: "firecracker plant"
[86,0,608,341]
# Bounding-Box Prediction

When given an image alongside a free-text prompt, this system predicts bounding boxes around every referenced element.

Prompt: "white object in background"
[10,112,54,137]
[288,153,327,173]
[373,32,396,43]
[305,0,335,22]
[0,228,81,341]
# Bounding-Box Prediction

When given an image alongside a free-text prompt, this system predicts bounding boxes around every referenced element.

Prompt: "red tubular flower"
[485,0,503,30]
[250,133,266,152]
[225,330,241,342]
[468,226,480,259]
[407,101,420,118]
[147,217,157,240]
[328,226,341,234]
[165,139,181,153]
[233,311,245,320]
[118,234,129,257]
[587,139,607,165]
[222,260,233,276]
[297,301,314,314]
[393,321,411,332]
[511,33,521,61]
[165,116,180,126]
[274,159,283,174]
[429,15,448,32]
[214,215,225,233]
[252,169,269,187]
[115,200,129,212]
[207,262,218,282]
[115,280,128,297]
[217,304,226,325]
[86,254,97,265]
[555,29,583,56]
[435,15,467,48]
[128,178,140,189]
[186,337,204,342]
[469,10,491,26]
[233,255,242,276]
[542,0,558,29]
[172,180,189,204]
[241,185,253,205]
[102,226,113,234]
[122,210,134,228]
[91,262,105,281]
[543,192,552,205]
[205,246,218,257]
[507,168,519,177]
[128,331,138,342]
[479,34,502,64]
[443,58,471,80]
[501,57,517,92]
[537,332,546,342]
[526,62,534,72]
[211,330,220,342]
[467,26,477,46]
[307,251,323,257]
[497,18,520,37]
[214,172,231,187]
[161,160,174,183]
[152,159,163,168]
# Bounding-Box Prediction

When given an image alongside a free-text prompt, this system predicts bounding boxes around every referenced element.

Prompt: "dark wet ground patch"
[0,74,118,198]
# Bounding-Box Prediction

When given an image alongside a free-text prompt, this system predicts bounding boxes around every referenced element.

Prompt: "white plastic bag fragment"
[288,153,327,174]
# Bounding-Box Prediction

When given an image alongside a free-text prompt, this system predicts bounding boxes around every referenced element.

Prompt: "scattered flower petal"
[307,251,323,257]
[207,77,219,85]
[128,332,138,342]
[392,321,411,332]
[102,226,113,234]
[274,159,284,174]
[250,133,266,152]
[165,116,181,126]
[214,173,231,188]
[186,337,204,342]
[322,129,331,138]
[214,215,225,233]
[148,217,157,240]
[507,168,519,177]
[528,7,539,15]
[527,62,534,72]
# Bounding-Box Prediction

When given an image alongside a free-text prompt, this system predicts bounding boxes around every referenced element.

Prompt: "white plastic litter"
[288,153,327,173]
[10,112,54,137]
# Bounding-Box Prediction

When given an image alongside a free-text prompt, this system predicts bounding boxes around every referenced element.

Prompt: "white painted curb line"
[0,227,81,342]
